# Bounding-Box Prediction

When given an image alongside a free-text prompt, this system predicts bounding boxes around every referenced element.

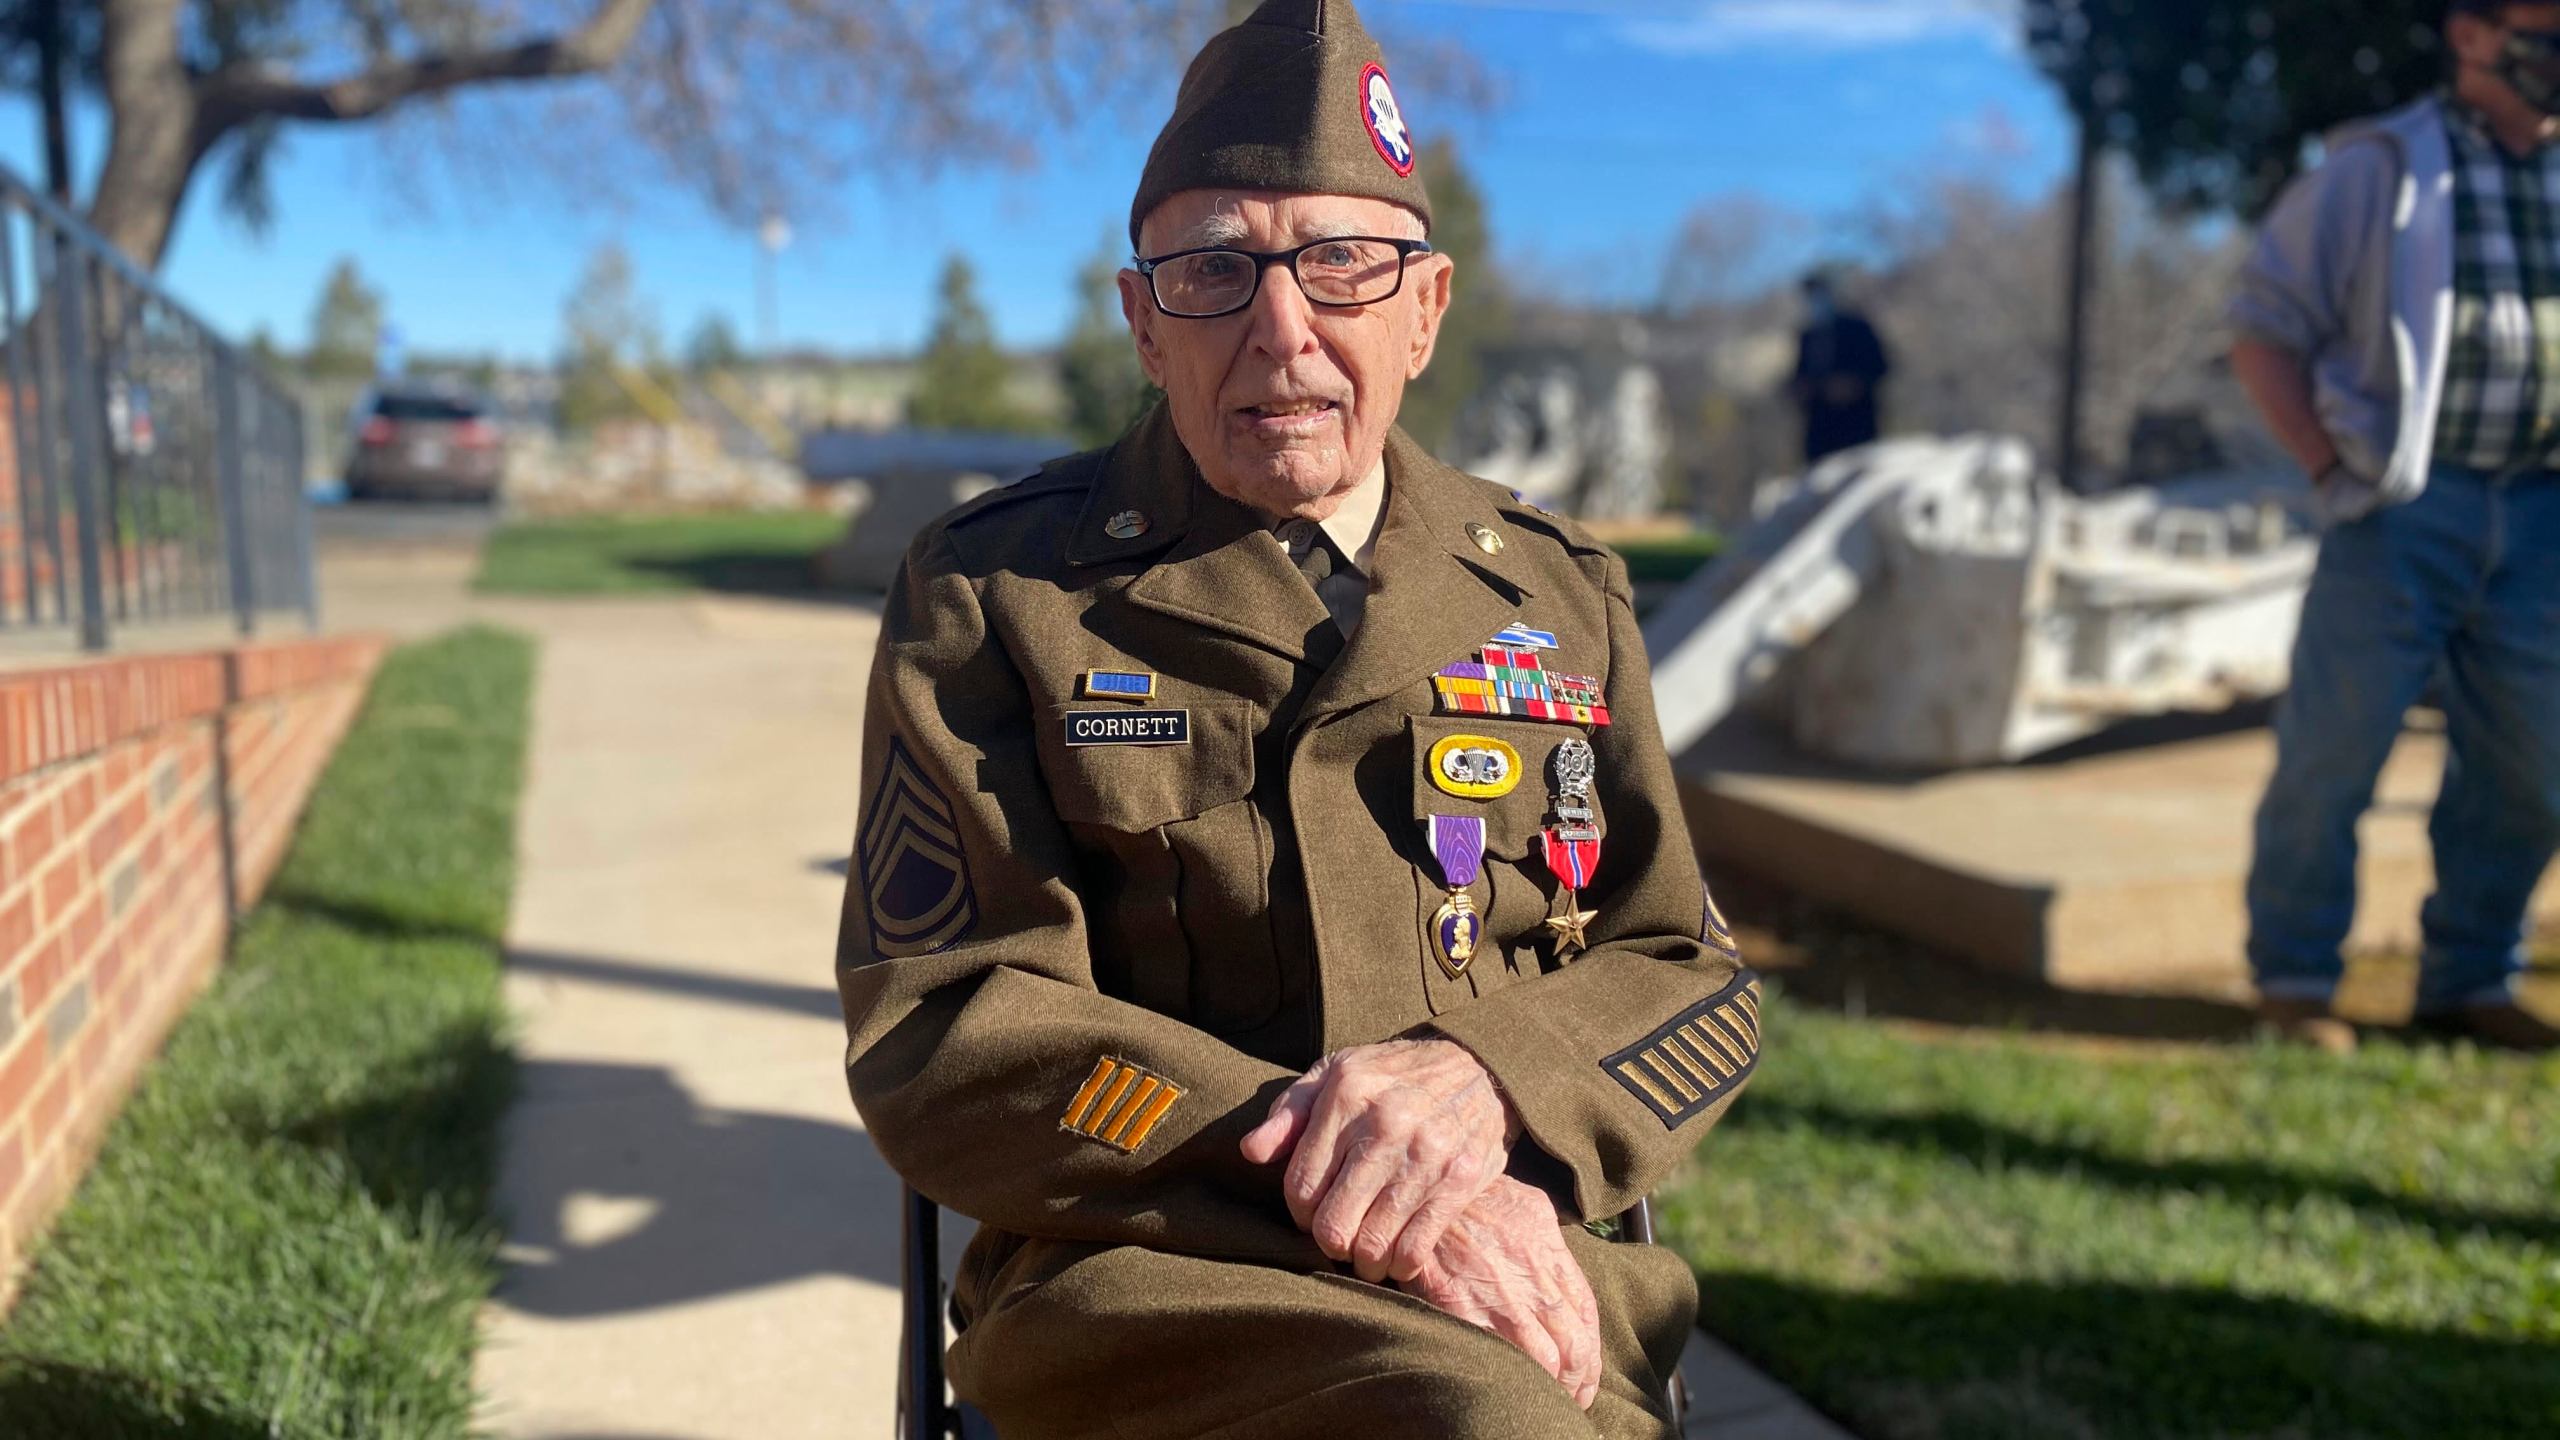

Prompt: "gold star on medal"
[1544,902,1599,956]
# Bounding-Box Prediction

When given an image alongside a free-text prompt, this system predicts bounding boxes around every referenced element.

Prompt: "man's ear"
[1406,253,1455,380]
[1118,269,1168,388]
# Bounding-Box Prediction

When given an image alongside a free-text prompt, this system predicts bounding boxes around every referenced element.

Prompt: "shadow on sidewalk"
[507,947,845,1023]
[494,1056,904,1318]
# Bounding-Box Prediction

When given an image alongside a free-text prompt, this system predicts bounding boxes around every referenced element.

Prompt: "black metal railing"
[0,160,315,652]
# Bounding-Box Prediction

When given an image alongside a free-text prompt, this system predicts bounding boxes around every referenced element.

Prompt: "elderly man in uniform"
[836,3,1758,1436]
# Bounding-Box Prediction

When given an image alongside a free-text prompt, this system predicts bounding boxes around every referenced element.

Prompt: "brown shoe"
[2257,997,2359,1055]
[2416,1000,2560,1053]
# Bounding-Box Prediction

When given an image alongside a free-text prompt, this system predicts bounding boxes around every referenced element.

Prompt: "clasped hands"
[1239,1038,1602,1409]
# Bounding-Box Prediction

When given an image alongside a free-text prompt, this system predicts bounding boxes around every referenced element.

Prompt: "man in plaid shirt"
[2229,0,2560,1053]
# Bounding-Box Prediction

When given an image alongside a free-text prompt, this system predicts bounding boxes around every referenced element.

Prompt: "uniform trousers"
[949,1226,1697,1440]
[2248,463,2560,1007]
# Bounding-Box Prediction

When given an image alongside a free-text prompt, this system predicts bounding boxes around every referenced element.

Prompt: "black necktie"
[1282,521,1348,665]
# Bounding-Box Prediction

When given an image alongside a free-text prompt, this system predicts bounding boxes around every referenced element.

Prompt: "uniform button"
[1279,519,1317,552]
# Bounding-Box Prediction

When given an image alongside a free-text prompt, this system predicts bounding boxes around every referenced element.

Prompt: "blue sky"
[0,0,2071,364]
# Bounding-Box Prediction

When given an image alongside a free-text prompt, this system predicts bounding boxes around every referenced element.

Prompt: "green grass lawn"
[1664,997,2560,1440]
[475,511,846,596]
[1608,530,1724,585]
[0,626,535,1439]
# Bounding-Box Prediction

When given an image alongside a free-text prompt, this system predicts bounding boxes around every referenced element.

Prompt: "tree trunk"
[85,0,198,269]
[77,0,660,272]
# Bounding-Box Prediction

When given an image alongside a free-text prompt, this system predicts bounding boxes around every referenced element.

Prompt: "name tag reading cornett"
[1063,709,1192,747]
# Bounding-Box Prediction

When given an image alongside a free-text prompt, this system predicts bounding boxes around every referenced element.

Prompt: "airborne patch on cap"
[1359,63,1415,177]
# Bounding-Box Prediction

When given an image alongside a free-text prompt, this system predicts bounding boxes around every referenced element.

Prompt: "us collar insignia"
[1079,669,1159,702]
[1432,640,1612,727]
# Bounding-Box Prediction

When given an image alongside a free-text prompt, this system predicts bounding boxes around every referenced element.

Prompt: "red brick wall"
[0,634,387,1302]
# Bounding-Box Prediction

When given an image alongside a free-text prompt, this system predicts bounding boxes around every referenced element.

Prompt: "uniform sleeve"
[1423,553,1759,1226]
[2226,142,2386,358]
[836,526,1323,1266]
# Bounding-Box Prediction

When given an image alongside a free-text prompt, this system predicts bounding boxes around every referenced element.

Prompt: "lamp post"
[757,212,793,357]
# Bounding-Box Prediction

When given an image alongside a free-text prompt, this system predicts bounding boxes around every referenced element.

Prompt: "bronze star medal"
[1535,736,1603,958]
[1542,900,1599,953]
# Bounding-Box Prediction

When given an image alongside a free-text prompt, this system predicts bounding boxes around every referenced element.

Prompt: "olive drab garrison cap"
[1129,0,1433,249]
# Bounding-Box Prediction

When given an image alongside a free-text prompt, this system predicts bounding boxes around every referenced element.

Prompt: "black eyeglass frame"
[1134,237,1436,319]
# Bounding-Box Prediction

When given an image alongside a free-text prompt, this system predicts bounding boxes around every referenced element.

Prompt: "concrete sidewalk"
[473,593,897,1439]
[386,568,1850,1437]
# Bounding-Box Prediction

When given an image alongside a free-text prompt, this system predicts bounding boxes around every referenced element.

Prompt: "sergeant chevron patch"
[858,736,977,960]
[1702,884,1739,958]
[1061,1057,1186,1154]
[1603,972,1762,1130]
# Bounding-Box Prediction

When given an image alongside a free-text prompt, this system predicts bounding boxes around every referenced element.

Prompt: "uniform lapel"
[1084,407,1335,664]
[1304,428,1538,720]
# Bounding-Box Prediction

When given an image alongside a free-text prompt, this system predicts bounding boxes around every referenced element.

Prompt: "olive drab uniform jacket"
[836,405,1759,1275]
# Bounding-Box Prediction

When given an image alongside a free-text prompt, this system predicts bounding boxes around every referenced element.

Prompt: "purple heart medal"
[1424,814,1488,979]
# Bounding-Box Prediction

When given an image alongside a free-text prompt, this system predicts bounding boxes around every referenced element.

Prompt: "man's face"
[2454,4,2560,82]
[1120,190,1453,521]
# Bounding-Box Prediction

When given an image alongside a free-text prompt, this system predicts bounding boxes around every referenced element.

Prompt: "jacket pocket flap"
[1408,716,1597,862]
[1039,699,1257,831]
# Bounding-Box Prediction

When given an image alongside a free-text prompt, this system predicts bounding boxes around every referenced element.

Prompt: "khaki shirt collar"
[1308,459,1389,575]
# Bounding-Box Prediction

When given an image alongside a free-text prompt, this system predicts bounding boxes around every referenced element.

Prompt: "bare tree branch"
[193,0,658,139]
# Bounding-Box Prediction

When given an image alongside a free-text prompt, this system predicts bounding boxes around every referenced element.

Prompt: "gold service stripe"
[1615,1060,1682,1113]
[1681,1022,1741,1076]
[1101,1078,1163,1145]
[1641,1052,1701,1104]
[1062,1058,1118,1130]
[1120,1084,1186,1151]
[1081,1067,1139,1136]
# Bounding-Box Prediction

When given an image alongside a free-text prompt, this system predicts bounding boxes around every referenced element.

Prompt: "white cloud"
[1621,0,2017,56]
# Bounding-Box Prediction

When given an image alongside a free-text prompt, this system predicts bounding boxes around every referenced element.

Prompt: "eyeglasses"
[1136,237,1434,319]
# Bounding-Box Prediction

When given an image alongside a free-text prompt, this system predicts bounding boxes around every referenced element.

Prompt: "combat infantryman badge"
[1491,622,1558,651]
[1537,736,1603,957]
[1423,814,1487,979]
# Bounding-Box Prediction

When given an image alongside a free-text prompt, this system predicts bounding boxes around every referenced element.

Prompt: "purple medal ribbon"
[1426,814,1486,890]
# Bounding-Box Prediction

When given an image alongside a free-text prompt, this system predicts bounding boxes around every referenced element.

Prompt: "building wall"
[0,634,385,1305]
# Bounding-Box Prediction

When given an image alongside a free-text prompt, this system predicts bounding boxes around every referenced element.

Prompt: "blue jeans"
[2247,463,2560,1010]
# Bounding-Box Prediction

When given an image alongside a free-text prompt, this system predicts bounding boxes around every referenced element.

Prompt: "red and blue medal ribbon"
[1538,828,1600,889]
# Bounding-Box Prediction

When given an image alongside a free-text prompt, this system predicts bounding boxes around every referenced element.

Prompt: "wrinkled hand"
[1402,1176,1603,1410]
[1239,1038,1517,1283]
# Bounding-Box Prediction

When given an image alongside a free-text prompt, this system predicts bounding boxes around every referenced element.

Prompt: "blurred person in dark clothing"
[2229,0,2560,1054]
[1789,271,1891,465]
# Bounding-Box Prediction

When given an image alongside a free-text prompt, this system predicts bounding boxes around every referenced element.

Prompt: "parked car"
[346,387,505,502]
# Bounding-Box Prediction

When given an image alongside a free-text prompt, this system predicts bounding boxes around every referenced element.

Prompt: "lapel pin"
[1466,522,1504,556]
[1105,510,1152,540]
